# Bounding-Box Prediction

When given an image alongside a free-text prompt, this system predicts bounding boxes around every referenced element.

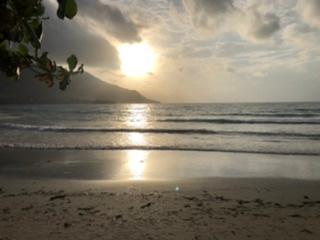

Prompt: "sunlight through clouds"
[44,0,320,103]
[118,42,157,78]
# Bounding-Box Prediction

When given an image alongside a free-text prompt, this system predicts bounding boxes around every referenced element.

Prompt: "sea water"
[0,102,319,155]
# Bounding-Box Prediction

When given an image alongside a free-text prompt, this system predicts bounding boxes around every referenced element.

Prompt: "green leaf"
[37,52,49,67]
[22,0,40,17]
[22,20,40,49]
[18,44,29,56]
[57,0,78,19]
[30,20,43,41]
[67,54,77,71]
[7,22,24,42]
[65,0,77,19]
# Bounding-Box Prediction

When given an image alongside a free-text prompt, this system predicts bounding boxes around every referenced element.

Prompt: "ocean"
[0,102,319,155]
[1,102,320,180]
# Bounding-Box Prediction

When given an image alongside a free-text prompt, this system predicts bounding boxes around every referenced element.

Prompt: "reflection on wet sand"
[127,150,148,180]
[1,150,320,181]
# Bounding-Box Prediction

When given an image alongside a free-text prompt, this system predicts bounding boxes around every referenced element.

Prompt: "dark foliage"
[0,0,83,90]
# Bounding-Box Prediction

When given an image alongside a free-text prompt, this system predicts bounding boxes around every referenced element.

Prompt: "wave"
[1,123,320,139]
[294,108,320,112]
[158,118,320,124]
[202,113,320,117]
[0,107,115,115]
[1,143,319,156]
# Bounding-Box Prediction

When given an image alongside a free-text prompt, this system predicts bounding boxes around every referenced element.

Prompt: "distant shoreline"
[1,101,319,105]
[0,101,160,105]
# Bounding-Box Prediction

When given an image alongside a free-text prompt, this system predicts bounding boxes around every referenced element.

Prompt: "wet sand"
[1,149,320,180]
[0,150,320,239]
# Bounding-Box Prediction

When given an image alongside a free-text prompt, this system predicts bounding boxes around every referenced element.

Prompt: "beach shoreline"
[1,148,320,239]
[1,176,320,240]
[1,149,320,181]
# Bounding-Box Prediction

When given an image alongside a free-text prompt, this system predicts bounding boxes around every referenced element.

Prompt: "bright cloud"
[298,0,320,28]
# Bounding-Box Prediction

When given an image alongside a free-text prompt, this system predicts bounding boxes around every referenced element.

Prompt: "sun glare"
[127,150,148,180]
[118,42,157,78]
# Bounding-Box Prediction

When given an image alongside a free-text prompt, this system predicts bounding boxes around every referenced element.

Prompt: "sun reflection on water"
[127,150,148,180]
[126,104,149,128]
[125,105,150,180]
[128,132,145,145]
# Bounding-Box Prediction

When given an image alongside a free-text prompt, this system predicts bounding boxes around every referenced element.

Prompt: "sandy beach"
[1,149,320,239]
[1,177,320,240]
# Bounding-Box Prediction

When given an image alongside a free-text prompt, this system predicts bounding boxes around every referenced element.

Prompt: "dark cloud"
[189,0,234,15]
[183,0,280,41]
[41,1,120,69]
[183,0,234,32]
[246,11,280,40]
[77,0,141,43]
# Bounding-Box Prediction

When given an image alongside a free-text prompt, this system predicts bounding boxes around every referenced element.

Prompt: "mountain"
[0,71,157,104]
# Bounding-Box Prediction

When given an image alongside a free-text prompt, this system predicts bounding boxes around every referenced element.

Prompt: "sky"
[43,0,320,103]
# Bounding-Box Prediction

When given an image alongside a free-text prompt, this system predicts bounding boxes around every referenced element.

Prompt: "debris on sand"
[301,229,313,234]
[64,222,71,228]
[183,196,197,201]
[141,202,154,209]
[21,205,34,211]
[49,195,67,201]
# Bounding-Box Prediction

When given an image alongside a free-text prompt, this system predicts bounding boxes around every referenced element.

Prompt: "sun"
[118,42,157,78]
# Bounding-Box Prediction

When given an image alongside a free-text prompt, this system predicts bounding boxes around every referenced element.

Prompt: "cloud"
[179,45,213,59]
[183,0,234,18]
[240,7,280,42]
[77,0,141,43]
[281,22,320,67]
[298,0,320,28]
[282,22,320,48]
[183,0,235,35]
[182,0,280,42]
[42,1,120,69]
